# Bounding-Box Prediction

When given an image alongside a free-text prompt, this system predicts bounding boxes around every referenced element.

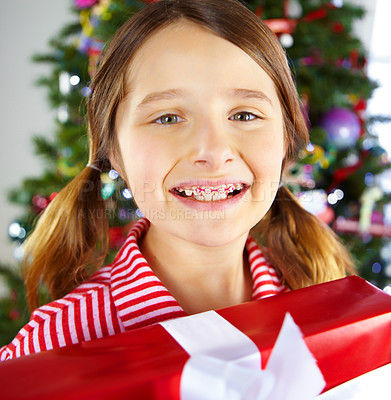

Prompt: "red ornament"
[303,8,328,22]
[49,192,58,202]
[317,206,335,225]
[32,195,49,213]
[331,22,344,34]
[255,6,263,17]
[328,157,363,192]
[109,226,127,248]
[8,309,21,321]
[264,19,297,35]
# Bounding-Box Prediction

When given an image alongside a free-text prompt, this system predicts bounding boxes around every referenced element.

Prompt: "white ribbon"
[317,363,391,400]
[160,311,325,400]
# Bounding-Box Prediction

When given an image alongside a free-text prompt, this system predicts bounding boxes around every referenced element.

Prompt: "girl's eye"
[155,114,184,125]
[230,112,258,121]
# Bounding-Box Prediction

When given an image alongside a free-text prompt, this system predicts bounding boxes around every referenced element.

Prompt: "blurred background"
[0,0,390,344]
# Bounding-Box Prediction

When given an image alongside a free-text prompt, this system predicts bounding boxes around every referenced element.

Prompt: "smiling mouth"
[170,183,246,202]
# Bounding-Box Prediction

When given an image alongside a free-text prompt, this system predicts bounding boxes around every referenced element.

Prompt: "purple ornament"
[320,108,361,149]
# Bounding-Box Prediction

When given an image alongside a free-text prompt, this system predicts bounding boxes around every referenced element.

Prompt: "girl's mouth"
[170,183,247,202]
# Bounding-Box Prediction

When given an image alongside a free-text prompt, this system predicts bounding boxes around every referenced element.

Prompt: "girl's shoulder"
[0,264,123,362]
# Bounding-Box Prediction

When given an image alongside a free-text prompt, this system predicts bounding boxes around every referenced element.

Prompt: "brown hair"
[24,0,354,311]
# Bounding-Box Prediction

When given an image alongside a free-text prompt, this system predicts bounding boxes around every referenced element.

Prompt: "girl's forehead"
[125,20,279,106]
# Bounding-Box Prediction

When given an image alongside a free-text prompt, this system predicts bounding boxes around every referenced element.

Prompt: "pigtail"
[24,165,109,311]
[254,186,355,290]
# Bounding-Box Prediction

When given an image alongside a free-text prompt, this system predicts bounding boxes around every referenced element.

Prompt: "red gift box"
[1,276,391,399]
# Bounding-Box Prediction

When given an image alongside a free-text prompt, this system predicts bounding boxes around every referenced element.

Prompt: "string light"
[327,193,338,205]
[332,0,344,8]
[70,75,81,86]
[13,245,25,262]
[108,169,119,180]
[122,188,132,199]
[8,222,24,239]
[372,262,382,274]
[327,189,344,205]
[81,87,92,97]
[306,143,315,152]
[334,189,344,200]
[57,104,69,123]
[59,71,71,95]
[365,172,374,186]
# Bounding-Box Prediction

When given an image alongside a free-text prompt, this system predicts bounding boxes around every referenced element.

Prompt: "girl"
[0,0,354,361]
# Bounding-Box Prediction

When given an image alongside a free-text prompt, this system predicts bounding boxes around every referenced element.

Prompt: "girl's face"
[114,21,285,246]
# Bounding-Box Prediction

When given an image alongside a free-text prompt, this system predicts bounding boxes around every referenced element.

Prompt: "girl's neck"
[139,224,253,314]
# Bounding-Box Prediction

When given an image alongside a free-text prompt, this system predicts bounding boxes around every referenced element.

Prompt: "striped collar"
[110,218,284,330]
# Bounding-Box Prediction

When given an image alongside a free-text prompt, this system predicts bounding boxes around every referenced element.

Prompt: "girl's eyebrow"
[136,89,185,110]
[135,88,273,110]
[227,88,273,105]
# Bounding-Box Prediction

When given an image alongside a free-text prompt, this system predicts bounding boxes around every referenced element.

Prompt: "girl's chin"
[157,216,254,248]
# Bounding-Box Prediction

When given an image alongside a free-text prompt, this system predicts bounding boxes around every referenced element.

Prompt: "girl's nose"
[189,121,236,170]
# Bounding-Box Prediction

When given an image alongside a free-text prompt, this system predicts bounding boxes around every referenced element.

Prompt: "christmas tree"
[3,0,391,344]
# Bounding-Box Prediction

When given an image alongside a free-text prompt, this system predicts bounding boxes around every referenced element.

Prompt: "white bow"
[160,312,325,400]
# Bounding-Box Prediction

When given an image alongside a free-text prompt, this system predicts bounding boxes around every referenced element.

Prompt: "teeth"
[218,186,226,194]
[175,183,244,201]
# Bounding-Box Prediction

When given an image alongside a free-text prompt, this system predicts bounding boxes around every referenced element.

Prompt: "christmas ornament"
[297,189,335,225]
[109,226,126,248]
[371,210,383,225]
[279,33,294,48]
[328,157,363,191]
[101,183,116,200]
[360,186,383,232]
[74,0,99,10]
[49,192,58,201]
[100,172,116,200]
[286,0,303,18]
[300,144,330,169]
[320,108,361,149]
[32,195,49,213]
[57,159,82,177]
[284,161,315,192]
